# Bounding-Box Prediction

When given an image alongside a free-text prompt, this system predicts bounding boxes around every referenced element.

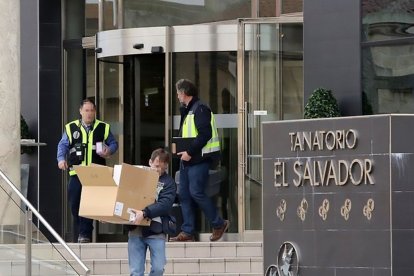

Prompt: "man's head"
[175,79,198,106]
[149,148,170,176]
[79,98,96,125]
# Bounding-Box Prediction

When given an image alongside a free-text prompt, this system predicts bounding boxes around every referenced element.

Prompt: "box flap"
[119,163,158,189]
[79,186,117,216]
[115,163,159,221]
[74,165,115,187]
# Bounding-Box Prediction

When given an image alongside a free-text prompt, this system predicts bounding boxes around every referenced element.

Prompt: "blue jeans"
[128,235,166,276]
[68,175,93,241]
[179,161,224,235]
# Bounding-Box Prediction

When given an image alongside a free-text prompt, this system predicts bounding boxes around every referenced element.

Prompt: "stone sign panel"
[263,114,414,276]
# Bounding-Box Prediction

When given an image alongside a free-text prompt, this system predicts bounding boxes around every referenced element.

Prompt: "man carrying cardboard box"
[127,148,176,276]
[57,98,118,243]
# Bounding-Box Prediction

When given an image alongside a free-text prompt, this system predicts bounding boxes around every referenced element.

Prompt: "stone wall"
[0,1,21,225]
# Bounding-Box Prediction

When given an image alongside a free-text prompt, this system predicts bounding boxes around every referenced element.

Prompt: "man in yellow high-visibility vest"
[57,98,118,243]
[170,79,229,242]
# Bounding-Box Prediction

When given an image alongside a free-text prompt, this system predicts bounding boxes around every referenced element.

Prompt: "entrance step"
[0,242,263,275]
[82,242,263,275]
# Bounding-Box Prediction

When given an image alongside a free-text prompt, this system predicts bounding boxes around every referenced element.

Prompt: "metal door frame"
[75,18,305,241]
[237,16,303,241]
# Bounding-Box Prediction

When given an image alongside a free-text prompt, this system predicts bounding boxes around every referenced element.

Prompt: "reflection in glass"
[281,0,303,14]
[243,23,303,230]
[259,0,276,17]
[86,49,96,99]
[362,0,414,42]
[124,0,250,28]
[97,57,124,239]
[123,54,166,166]
[100,56,123,167]
[281,24,303,120]
[362,44,414,114]
[171,52,239,234]
[85,0,98,36]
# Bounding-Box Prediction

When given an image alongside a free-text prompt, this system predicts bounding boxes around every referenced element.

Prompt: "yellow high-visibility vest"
[66,119,109,176]
[182,102,220,156]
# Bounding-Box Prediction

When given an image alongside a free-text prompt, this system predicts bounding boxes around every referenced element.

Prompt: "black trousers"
[68,175,93,242]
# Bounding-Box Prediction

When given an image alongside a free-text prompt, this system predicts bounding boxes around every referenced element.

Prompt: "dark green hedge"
[304,88,341,119]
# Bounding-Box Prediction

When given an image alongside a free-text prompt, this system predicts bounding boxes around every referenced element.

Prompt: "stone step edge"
[0,257,263,263]
[91,274,262,276]
[88,256,262,262]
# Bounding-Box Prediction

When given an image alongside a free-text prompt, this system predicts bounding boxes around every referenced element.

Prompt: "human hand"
[58,160,68,170]
[131,209,145,225]
[177,151,192,161]
[98,145,111,158]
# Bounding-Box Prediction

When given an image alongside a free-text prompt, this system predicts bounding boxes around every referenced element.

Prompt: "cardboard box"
[74,163,159,226]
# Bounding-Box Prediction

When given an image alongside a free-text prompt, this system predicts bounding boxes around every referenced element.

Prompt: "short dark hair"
[175,79,198,97]
[150,148,170,164]
[80,98,96,109]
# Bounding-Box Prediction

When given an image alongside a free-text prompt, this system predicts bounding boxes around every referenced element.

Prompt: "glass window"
[99,56,123,166]
[362,44,414,114]
[241,22,303,231]
[281,0,303,14]
[86,49,96,98]
[362,0,414,42]
[85,0,98,36]
[103,0,117,31]
[281,23,303,119]
[124,0,250,28]
[171,52,239,233]
[259,0,276,17]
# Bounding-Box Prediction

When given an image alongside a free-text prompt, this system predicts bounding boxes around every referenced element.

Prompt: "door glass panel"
[100,56,123,166]
[86,49,96,98]
[242,22,304,231]
[172,51,238,234]
[85,0,99,36]
[97,56,124,241]
[243,23,281,230]
[103,0,117,31]
[123,54,166,165]
[281,23,304,119]
[123,0,250,28]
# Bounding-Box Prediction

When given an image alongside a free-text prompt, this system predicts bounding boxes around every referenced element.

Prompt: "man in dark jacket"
[170,79,229,242]
[128,148,176,276]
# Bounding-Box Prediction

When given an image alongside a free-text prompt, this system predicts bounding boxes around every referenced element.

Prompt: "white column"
[0,1,21,225]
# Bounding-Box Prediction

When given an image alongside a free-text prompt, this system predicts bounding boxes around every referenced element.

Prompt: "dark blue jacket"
[179,97,220,166]
[127,172,176,234]
[143,172,176,218]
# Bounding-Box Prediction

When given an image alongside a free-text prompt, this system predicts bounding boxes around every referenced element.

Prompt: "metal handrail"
[0,169,90,275]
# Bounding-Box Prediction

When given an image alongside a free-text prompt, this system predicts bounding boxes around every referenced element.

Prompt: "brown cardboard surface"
[115,163,158,223]
[74,163,158,226]
[74,165,115,187]
[80,187,117,216]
